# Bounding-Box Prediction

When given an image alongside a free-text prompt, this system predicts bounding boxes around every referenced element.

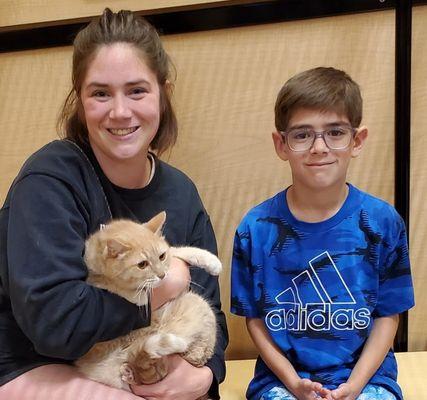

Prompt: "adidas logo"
[265,251,371,332]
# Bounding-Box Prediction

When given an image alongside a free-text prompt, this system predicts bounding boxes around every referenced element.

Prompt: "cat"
[75,211,222,391]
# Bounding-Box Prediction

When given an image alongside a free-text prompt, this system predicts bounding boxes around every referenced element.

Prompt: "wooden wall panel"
[163,11,396,358]
[0,47,71,198]
[0,10,396,359]
[409,5,427,352]
[0,0,253,28]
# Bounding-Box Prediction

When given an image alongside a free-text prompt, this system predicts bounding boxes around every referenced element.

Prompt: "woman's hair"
[58,8,177,155]
[275,67,363,132]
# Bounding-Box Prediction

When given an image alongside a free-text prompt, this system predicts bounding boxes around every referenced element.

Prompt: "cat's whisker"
[135,283,154,320]
[135,279,158,307]
[135,281,149,304]
[136,283,150,300]
[158,275,209,291]
[188,280,208,291]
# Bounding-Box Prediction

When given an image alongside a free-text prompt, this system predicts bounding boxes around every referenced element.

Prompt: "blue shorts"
[260,384,396,400]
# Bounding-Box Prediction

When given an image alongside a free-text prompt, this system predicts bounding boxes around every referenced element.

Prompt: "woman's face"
[80,43,161,168]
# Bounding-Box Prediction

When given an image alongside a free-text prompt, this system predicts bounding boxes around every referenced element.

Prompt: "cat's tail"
[143,333,190,359]
[171,247,222,276]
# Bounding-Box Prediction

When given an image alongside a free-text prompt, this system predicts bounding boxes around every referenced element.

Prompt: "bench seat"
[220,351,427,399]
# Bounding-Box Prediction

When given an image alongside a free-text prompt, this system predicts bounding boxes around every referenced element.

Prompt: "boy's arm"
[331,314,399,400]
[246,318,331,400]
[246,318,300,387]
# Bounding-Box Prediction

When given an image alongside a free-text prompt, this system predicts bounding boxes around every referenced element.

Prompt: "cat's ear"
[146,211,166,236]
[105,238,131,258]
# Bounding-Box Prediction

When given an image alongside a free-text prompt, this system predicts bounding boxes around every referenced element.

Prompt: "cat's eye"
[159,252,166,261]
[137,260,149,269]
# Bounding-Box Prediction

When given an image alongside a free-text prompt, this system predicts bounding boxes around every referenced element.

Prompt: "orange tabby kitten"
[75,212,221,390]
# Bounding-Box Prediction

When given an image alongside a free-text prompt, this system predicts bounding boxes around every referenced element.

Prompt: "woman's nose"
[109,96,132,119]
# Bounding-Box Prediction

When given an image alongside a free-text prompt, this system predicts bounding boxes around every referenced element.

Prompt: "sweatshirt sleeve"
[6,174,149,360]
[189,209,228,400]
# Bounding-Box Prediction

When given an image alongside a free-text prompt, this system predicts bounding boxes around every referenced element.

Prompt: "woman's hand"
[130,354,213,400]
[150,257,190,310]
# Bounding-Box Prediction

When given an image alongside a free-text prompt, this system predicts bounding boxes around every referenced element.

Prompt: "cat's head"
[84,212,171,304]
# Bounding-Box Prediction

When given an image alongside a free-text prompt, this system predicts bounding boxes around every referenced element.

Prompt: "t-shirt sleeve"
[374,213,415,317]
[230,221,260,318]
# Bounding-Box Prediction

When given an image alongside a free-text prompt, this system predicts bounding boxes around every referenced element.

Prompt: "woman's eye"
[137,260,149,269]
[130,87,147,97]
[92,90,108,98]
[159,252,166,261]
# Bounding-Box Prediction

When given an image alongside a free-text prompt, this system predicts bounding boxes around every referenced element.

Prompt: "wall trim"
[0,0,396,53]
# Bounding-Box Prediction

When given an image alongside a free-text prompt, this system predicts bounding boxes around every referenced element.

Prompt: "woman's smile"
[107,126,140,137]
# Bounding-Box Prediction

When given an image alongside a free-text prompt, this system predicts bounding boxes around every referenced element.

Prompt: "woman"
[0,9,227,400]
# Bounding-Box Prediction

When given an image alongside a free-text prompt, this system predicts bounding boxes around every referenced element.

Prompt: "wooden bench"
[220,351,427,399]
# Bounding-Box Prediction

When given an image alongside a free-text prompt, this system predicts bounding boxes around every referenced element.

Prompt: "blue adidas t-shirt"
[230,184,414,400]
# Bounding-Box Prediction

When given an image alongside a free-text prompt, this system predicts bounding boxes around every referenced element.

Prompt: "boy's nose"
[310,136,329,153]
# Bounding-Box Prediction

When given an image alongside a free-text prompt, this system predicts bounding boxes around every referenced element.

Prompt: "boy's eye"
[137,260,149,269]
[327,128,346,137]
[292,130,312,141]
[159,252,166,261]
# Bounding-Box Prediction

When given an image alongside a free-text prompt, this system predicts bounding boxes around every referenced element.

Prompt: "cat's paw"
[135,356,168,384]
[145,333,189,358]
[204,254,222,276]
[120,362,137,385]
[171,247,222,275]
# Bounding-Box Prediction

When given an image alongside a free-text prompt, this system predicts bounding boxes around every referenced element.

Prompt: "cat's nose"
[157,272,165,279]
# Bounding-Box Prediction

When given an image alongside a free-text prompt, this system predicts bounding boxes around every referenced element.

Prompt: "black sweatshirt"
[0,140,228,397]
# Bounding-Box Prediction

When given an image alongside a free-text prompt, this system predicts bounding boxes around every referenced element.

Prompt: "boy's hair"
[275,67,363,131]
[57,8,177,155]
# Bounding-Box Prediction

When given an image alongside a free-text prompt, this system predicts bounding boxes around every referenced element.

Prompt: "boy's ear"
[272,131,289,161]
[351,126,368,158]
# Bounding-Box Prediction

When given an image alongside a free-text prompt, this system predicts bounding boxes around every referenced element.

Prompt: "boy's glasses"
[279,126,357,152]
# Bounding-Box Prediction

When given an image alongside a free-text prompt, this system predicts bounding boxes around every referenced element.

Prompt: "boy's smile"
[272,107,368,193]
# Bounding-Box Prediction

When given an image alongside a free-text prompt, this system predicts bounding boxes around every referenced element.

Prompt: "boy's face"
[272,107,367,191]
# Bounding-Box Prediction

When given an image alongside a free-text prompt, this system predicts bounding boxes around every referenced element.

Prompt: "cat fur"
[75,212,221,390]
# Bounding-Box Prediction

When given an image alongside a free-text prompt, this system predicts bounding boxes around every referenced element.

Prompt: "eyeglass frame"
[278,125,358,152]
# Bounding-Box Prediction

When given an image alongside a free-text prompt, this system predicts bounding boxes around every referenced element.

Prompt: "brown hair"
[57,8,177,155]
[275,67,362,132]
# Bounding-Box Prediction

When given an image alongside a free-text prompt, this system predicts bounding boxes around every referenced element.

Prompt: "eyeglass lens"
[287,128,353,151]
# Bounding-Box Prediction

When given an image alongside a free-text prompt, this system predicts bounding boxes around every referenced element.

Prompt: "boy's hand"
[330,382,360,400]
[291,378,332,400]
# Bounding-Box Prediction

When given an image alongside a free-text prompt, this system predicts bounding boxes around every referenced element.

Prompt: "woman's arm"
[191,269,228,399]
[150,257,190,310]
[189,211,228,398]
[6,175,148,359]
[131,354,213,400]
[331,314,399,400]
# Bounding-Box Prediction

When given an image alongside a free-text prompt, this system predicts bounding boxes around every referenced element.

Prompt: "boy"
[230,67,414,400]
